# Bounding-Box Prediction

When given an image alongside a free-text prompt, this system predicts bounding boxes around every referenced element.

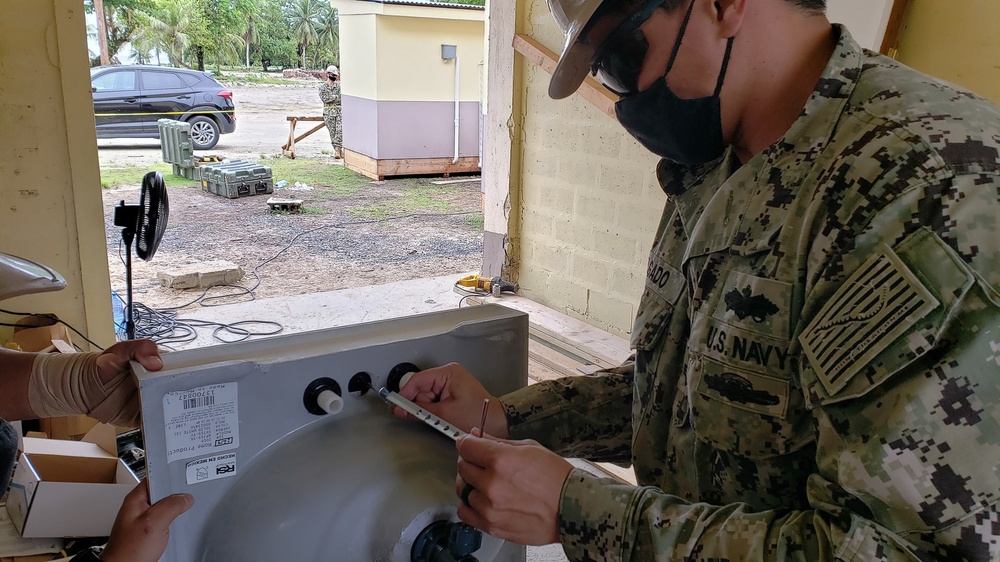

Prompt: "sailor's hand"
[395,362,508,439]
[454,433,572,545]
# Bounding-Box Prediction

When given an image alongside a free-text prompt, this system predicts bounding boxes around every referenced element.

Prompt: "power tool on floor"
[456,274,519,297]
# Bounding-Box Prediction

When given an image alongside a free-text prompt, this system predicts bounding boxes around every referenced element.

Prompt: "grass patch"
[465,214,484,229]
[349,186,459,219]
[101,158,369,201]
[262,157,368,198]
[99,162,199,189]
[299,206,327,215]
[217,73,299,87]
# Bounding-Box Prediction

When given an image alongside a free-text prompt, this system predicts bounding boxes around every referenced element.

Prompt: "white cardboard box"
[5,424,138,538]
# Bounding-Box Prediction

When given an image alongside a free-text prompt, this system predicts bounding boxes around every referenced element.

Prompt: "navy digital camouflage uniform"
[319,80,342,153]
[501,25,1000,561]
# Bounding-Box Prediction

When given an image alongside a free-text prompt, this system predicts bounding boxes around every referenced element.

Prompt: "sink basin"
[137,305,528,562]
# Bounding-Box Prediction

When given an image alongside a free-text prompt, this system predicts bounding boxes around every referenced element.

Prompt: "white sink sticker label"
[163,382,239,463]
[185,453,237,485]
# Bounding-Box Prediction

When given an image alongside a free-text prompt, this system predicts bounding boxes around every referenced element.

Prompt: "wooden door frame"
[879,0,912,56]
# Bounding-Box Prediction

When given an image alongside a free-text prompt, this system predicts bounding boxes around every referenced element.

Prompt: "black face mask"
[612,1,735,166]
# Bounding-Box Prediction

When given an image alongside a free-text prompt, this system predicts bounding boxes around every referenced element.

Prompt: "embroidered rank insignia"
[799,244,939,395]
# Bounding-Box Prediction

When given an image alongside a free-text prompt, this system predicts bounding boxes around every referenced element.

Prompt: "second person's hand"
[395,363,509,439]
[101,480,193,562]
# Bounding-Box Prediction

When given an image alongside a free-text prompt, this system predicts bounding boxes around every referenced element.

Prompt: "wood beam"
[512,33,619,119]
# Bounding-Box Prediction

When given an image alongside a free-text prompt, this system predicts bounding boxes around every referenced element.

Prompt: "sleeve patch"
[800,244,940,395]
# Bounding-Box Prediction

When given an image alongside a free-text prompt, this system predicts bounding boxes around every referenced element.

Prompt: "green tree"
[242,3,263,67]
[138,0,201,67]
[316,7,339,66]
[285,0,326,68]
[85,0,155,64]
[186,0,261,71]
[254,0,298,70]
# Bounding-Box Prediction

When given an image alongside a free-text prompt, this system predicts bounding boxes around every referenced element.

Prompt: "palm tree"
[286,0,325,68]
[317,7,339,65]
[212,31,247,70]
[243,9,261,68]
[138,0,195,67]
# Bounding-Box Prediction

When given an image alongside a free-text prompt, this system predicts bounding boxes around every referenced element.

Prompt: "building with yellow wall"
[331,0,485,180]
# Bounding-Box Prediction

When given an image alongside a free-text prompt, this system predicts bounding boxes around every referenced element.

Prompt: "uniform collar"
[659,25,864,247]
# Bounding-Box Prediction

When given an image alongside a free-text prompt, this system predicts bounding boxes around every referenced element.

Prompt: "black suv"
[91,65,236,150]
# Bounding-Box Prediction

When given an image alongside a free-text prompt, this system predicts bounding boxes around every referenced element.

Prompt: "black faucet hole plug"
[387,362,420,393]
[348,372,372,396]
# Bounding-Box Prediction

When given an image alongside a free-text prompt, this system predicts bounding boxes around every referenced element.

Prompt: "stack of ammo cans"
[157,119,196,179]
[199,160,275,199]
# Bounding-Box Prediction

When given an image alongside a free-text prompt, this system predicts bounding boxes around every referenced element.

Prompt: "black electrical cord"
[111,291,283,350]
[120,209,480,346]
[453,283,489,308]
[1,210,483,350]
[0,309,105,351]
[0,311,102,351]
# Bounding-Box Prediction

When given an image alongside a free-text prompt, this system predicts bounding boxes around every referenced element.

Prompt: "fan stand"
[114,202,141,340]
[112,171,168,342]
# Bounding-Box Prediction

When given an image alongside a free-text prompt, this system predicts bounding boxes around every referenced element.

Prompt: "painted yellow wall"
[895,0,1000,104]
[375,16,485,102]
[331,0,485,103]
[0,0,114,348]
[339,12,379,100]
[333,0,483,21]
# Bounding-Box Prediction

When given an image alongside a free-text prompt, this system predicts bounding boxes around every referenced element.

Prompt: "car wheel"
[188,116,220,150]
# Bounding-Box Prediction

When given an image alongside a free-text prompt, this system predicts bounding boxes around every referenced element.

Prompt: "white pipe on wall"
[453,55,461,164]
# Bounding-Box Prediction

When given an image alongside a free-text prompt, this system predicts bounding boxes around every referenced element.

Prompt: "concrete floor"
[171,272,475,351]
[170,272,572,561]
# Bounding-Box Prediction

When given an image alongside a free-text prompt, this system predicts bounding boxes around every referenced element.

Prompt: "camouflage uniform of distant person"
[319,65,343,159]
[393,0,1000,560]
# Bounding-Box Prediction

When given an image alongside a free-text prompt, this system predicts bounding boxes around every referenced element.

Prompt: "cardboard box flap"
[23,454,118,484]
[80,423,117,455]
[21,423,118,458]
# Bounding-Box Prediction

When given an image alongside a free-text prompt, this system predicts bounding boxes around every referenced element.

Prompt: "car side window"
[92,71,136,92]
[141,71,186,91]
[178,73,201,87]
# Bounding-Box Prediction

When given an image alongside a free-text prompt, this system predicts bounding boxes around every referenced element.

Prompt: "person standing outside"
[319,65,343,160]
[396,0,1000,560]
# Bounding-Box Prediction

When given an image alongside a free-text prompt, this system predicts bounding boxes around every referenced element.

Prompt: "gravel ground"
[100,81,484,311]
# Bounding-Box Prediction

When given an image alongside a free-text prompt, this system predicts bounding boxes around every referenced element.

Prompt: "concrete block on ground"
[157,260,243,289]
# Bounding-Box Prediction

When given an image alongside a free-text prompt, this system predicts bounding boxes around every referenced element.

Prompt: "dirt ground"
[100,80,483,311]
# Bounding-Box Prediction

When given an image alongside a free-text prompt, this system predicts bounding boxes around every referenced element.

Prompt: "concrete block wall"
[510,0,665,337]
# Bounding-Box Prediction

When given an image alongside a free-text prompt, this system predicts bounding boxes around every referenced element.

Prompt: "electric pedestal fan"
[113,171,169,340]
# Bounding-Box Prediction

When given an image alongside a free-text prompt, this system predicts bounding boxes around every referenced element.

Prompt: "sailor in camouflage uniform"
[398,0,1000,560]
[319,65,343,159]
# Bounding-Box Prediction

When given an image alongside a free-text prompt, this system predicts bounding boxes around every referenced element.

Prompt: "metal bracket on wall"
[511,33,619,119]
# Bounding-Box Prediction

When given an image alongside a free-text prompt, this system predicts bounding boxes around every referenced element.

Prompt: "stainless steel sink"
[137,305,528,562]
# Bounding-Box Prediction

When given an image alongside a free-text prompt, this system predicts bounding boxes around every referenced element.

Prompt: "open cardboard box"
[5,424,138,538]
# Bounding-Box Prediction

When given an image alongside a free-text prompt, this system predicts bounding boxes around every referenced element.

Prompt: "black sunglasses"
[590,0,668,96]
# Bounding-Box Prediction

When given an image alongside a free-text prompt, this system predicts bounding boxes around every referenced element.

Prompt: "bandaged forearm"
[27,352,140,427]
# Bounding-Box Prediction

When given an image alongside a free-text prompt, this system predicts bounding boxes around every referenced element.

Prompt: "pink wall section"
[342,95,481,160]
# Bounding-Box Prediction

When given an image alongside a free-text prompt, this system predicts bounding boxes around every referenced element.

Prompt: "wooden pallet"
[343,149,481,180]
